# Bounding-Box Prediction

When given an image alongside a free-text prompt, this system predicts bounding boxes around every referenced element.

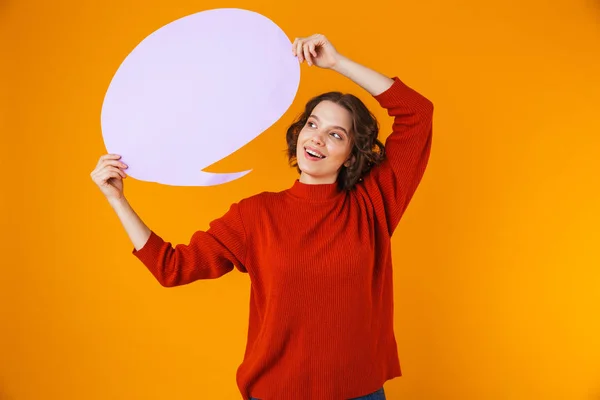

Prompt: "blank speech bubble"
[101,8,300,186]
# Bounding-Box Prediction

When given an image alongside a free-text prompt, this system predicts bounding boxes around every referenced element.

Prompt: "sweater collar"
[287,179,343,201]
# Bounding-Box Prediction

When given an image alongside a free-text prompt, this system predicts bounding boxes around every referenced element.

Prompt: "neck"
[288,179,342,201]
[298,172,337,185]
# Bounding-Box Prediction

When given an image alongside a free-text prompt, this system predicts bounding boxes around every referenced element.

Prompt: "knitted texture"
[133,77,434,399]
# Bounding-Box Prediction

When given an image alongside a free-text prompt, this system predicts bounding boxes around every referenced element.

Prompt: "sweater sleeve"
[131,202,247,287]
[362,76,434,235]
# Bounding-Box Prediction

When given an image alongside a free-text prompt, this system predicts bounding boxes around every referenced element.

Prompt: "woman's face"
[296,100,354,185]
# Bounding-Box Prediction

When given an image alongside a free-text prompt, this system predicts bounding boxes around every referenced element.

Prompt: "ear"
[344,155,356,168]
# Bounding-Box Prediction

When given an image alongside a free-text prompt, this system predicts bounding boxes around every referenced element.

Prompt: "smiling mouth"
[305,147,326,159]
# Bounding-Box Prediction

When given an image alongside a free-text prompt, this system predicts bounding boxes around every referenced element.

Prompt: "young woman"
[91,33,434,400]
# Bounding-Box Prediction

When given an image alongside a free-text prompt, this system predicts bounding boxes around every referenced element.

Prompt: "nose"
[311,130,325,146]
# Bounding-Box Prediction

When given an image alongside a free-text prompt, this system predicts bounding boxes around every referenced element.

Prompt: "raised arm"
[293,34,434,234]
[292,33,394,95]
[364,78,433,234]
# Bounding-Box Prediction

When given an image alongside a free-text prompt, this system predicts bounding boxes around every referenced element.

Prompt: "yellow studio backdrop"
[2,0,599,399]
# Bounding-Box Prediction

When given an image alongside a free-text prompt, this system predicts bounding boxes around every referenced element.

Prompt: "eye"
[330,132,342,140]
[307,121,317,128]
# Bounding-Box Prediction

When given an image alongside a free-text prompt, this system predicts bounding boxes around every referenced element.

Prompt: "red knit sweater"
[133,76,433,399]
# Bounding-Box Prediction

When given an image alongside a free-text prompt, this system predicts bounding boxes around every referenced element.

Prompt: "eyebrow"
[309,115,349,135]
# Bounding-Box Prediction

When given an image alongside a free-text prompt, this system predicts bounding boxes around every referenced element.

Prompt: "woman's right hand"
[91,154,128,201]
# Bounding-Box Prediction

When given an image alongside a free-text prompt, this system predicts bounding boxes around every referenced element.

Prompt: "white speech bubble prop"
[101,8,300,186]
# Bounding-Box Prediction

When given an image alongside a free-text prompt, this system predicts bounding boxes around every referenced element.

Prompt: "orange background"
[2,0,599,399]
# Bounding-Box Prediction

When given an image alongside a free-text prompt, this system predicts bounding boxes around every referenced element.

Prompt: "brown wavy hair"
[286,92,385,191]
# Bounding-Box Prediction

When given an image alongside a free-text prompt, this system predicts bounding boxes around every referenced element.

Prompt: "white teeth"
[306,148,324,158]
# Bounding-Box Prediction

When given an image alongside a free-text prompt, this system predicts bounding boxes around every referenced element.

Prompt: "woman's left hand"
[292,34,341,69]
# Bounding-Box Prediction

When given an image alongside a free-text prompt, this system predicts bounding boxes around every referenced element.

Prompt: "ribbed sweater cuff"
[374,76,432,111]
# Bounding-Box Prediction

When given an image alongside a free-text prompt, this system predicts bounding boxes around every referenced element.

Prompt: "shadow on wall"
[0,387,14,400]
[0,0,11,20]
[591,382,600,400]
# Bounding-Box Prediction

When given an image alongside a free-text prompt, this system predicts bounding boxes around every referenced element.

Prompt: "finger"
[104,170,125,183]
[99,154,121,162]
[102,174,123,188]
[101,159,128,170]
[292,38,299,55]
[101,165,127,179]
[296,40,304,62]
[309,42,317,58]
[95,160,127,175]
[97,153,121,168]
[303,44,312,66]
[96,169,121,187]
[106,170,123,181]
